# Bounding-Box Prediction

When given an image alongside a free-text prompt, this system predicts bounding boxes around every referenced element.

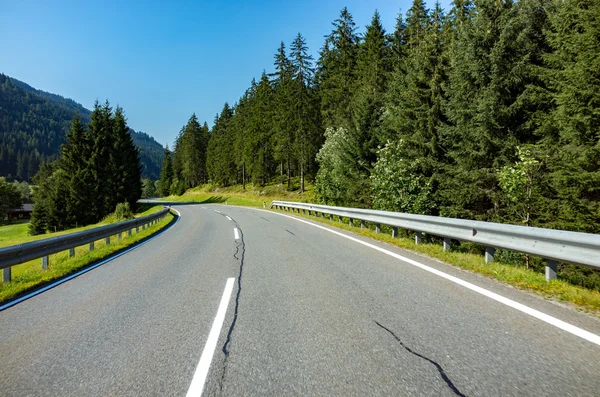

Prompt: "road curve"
[1,204,599,396]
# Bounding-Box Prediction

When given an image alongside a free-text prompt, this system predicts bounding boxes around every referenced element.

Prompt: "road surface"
[1,204,599,396]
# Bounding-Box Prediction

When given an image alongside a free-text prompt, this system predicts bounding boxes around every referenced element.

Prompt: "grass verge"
[161,180,317,208]
[0,209,175,304]
[0,204,163,248]
[274,209,600,317]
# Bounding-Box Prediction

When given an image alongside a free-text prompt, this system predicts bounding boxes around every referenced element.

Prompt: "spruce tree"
[159,146,173,197]
[290,33,321,192]
[317,7,359,129]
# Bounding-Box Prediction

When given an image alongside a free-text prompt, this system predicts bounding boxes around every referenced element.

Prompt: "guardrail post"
[339,216,342,223]
[415,232,422,244]
[118,232,122,240]
[128,229,132,236]
[392,227,398,238]
[443,238,451,251]
[105,236,110,245]
[329,214,333,220]
[69,247,75,257]
[546,259,558,281]
[89,241,95,251]
[349,218,353,226]
[485,247,495,263]
[42,256,48,270]
[3,267,11,283]
[142,223,146,231]
[376,224,381,233]
[361,220,365,229]
[136,226,139,233]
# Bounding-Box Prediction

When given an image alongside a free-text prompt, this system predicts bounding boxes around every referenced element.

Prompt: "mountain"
[0,74,164,181]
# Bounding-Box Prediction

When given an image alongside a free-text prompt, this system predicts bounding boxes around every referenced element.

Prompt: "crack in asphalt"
[215,212,246,393]
[374,321,467,397]
[285,229,295,236]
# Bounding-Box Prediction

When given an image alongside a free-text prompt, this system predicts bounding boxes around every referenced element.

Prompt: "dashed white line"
[234,228,240,240]
[225,216,232,221]
[186,277,235,397]
[214,210,221,214]
[269,210,600,347]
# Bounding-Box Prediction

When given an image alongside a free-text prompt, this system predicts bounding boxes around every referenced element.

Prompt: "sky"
[2,0,451,147]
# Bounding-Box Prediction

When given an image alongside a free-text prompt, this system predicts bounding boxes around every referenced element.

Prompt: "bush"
[114,202,134,221]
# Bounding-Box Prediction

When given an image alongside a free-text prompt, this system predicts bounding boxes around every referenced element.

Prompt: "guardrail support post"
[376,224,381,233]
[105,236,110,245]
[339,216,342,223]
[545,259,558,281]
[89,241,94,251]
[142,223,146,231]
[136,226,139,233]
[443,238,451,251]
[349,218,353,227]
[128,229,132,236]
[69,247,75,257]
[329,214,333,220]
[361,220,365,229]
[42,256,48,270]
[3,267,11,283]
[415,232,422,244]
[392,227,398,238]
[118,232,122,240]
[485,247,495,263]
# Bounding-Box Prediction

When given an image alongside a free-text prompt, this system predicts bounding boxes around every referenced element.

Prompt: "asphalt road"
[1,204,599,396]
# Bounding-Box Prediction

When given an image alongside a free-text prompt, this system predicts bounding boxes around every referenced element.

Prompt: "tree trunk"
[287,157,291,191]
[242,163,246,190]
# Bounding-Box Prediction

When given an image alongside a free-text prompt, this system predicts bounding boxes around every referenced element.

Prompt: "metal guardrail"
[0,208,170,282]
[270,201,600,281]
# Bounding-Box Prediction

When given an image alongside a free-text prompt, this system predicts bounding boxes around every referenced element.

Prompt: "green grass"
[0,204,164,249]
[161,179,317,208]
[0,208,174,303]
[278,210,600,316]
[0,221,30,244]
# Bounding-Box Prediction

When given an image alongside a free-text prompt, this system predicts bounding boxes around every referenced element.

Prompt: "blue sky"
[2,0,451,146]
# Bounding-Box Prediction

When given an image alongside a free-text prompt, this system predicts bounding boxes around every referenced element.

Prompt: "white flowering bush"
[370,140,434,214]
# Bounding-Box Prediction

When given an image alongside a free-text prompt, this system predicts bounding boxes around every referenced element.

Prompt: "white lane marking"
[225,216,232,221]
[201,207,207,209]
[186,277,235,397]
[214,210,221,214]
[233,228,240,240]
[269,211,600,346]
[0,208,182,312]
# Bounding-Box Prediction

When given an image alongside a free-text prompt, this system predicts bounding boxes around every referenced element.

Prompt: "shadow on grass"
[158,196,228,206]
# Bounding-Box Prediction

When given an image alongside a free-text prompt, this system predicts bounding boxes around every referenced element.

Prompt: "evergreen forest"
[161,0,600,235]
[29,101,142,234]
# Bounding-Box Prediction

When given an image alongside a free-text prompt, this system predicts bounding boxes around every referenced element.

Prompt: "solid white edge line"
[233,228,240,240]
[225,216,232,221]
[0,208,182,312]
[269,210,600,347]
[186,277,235,397]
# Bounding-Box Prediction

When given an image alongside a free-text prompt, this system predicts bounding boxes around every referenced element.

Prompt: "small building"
[7,204,34,220]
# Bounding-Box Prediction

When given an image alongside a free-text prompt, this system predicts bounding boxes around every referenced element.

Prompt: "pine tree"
[290,33,321,192]
[159,146,173,197]
[271,42,296,189]
[540,0,600,231]
[317,7,360,129]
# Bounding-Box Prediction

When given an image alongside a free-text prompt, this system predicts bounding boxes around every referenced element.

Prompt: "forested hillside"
[0,74,164,180]
[163,0,600,234]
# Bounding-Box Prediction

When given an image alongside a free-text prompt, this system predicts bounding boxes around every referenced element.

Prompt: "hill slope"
[0,74,164,180]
